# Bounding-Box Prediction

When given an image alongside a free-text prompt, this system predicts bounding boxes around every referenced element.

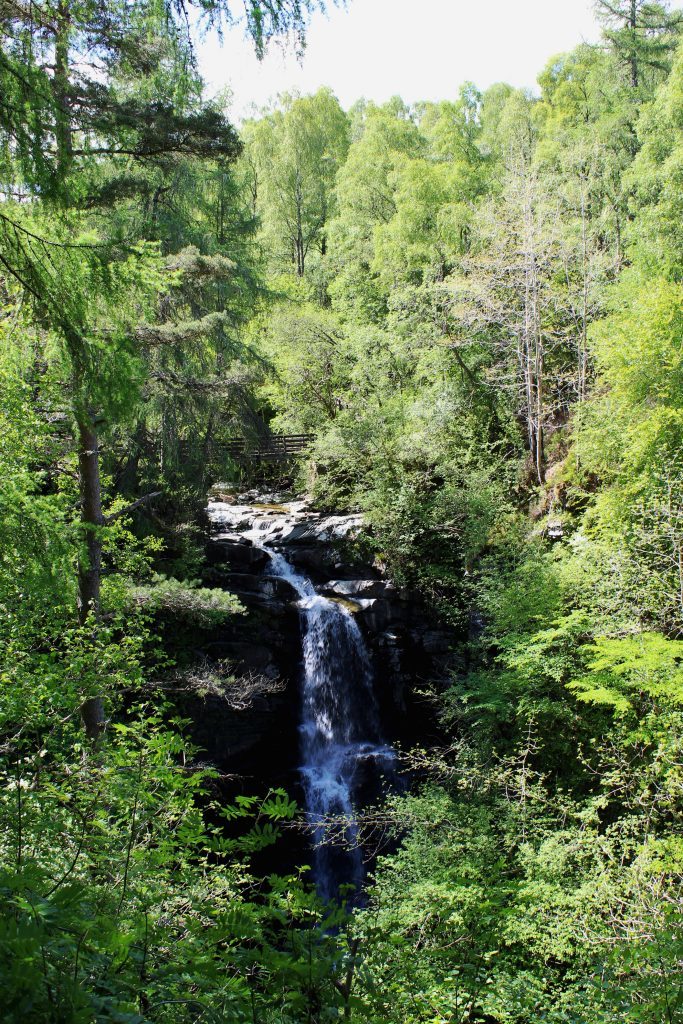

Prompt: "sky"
[197,0,601,120]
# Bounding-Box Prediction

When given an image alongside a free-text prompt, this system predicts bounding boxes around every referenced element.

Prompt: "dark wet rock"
[179,685,295,783]
[201,566,236,588]
[207,640,279,676]
[281,545,335,578]
[206,538,270,571]
[207,572,299,602]
[419,629,454,656]
[355,599,391,632]
[468,609,486,640]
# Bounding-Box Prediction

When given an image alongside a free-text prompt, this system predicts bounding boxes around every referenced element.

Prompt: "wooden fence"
[178,434,313,464]
[223,434,313,461]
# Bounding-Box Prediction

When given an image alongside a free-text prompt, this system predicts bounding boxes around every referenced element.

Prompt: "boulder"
[207,497,363,549]
[281,545,334,577]
[321,579,395,599]
[208,572,298,602]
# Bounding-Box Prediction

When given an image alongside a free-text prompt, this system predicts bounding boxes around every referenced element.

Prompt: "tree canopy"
[2,1,683,1021]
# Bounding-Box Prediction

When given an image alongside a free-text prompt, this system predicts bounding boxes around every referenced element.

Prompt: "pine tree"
[595,0,683,89]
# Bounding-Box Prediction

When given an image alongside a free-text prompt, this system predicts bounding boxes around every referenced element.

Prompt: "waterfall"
[266,549,397,902]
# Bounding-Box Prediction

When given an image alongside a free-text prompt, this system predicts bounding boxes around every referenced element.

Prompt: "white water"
[266,549,397,901]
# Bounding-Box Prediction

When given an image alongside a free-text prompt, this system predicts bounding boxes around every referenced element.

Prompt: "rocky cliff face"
[182,492,456,795]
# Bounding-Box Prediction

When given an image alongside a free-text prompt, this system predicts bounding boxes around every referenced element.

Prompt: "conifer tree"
[0,0,327,737]
[595,0,683,88]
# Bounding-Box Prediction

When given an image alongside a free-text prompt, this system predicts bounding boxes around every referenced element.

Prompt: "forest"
[1,0,683,1020]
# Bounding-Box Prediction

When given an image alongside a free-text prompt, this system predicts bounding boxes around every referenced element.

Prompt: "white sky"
[197,0,601,120]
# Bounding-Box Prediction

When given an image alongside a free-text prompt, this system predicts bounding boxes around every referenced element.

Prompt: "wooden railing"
[176,434,313,463]
[223,434,313,462]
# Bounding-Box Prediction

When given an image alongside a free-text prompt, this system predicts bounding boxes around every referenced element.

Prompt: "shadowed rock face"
[185,493,457,796]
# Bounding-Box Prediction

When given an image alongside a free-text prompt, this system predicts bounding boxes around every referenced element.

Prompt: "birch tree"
[244,89,349,276]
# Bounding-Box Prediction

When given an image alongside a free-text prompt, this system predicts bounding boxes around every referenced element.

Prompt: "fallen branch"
[104,491,162,524]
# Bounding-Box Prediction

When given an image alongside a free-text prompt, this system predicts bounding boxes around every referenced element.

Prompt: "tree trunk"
[201,412,216,486]
[295,175,305,276]
[629,0,639,88]
[53,1,73,179]
[116,421,146,496]
[296,231,305,276]
[579,186,589,405]
[77,415,106,741]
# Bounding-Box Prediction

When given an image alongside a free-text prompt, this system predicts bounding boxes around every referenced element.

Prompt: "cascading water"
[266,550,397,901]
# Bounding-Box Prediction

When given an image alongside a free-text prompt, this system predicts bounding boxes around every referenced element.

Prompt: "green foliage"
[0,711,352,1023]
[570,631,683,713]
[131,575,244,626]
[574,276,683,630]
[4,1,683,1019]
[628,37,683,275]
[353,731,683,1024]
[259,303,353,431]
[242,89,349,277]
[596,0,683,92]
